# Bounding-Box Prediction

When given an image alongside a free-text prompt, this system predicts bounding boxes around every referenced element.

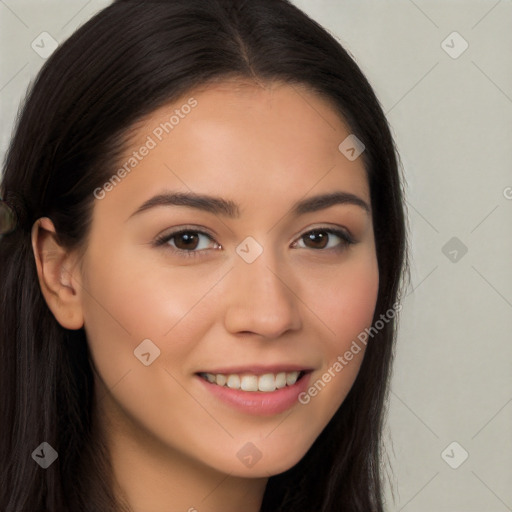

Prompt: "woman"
[0,0,408,510]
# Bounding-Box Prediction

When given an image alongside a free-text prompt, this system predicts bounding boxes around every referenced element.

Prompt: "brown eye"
[295,228,354,251]
[155,229,220,257]
[302,230,329,249]
[173,232,200,250]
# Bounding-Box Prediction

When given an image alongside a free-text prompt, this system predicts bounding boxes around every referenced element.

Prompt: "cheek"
[330,263,379,344]
[300,250,380,349]
[80,245,220,342]
[294,249,379,406]
[79,244,230,392]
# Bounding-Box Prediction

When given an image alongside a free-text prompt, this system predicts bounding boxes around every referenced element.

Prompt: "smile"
[198,370,306,392]
[195,369,313,416]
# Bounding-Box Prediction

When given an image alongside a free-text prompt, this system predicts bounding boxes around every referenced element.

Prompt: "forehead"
[95,79,370,221]
[138,78,351,151]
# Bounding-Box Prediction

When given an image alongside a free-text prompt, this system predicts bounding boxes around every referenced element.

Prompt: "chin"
[212,442,310,478]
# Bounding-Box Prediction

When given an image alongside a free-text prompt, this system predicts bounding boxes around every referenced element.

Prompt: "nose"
[222,249,302,339]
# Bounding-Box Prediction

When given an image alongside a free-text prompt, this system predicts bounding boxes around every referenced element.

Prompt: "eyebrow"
[128,190,370,220]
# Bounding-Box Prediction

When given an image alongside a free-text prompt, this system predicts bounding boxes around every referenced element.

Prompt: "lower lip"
[195,372,312,416]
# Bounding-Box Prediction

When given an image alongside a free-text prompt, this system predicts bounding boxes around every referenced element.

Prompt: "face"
[78,80,379,478]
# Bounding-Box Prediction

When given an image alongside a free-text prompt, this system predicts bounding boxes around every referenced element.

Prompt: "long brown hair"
[0,1,408,510]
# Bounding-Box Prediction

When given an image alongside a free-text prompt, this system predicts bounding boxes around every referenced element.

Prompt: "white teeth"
[201,370,303,392]
[226,375,240,389]
[275,372,287,389]
[258,373,276,392]
[240,375,258,391]
[286,371,299,386]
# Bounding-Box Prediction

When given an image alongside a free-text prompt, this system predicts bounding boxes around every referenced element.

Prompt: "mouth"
[196,369,311,393]
[195,367,314,416]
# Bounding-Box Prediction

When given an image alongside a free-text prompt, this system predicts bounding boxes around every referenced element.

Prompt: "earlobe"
[31,217,84,330]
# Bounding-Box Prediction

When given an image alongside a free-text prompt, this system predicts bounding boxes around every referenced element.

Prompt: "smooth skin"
[32,79,379,512]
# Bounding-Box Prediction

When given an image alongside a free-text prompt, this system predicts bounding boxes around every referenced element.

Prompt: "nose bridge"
[223,241,302,337]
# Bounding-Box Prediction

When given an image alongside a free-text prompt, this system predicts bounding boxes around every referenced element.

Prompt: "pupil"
[177,232,198,249]
[306,231,327,249]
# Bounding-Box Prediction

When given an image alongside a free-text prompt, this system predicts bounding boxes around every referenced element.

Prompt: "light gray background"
[1,1,511,510]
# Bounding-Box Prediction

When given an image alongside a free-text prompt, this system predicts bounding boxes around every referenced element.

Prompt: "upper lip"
[196,364,314,376]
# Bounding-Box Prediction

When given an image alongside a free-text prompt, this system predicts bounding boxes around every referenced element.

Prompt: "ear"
[31,217,84,330]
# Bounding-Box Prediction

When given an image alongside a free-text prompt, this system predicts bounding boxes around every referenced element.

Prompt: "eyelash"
[154,226,356,259]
